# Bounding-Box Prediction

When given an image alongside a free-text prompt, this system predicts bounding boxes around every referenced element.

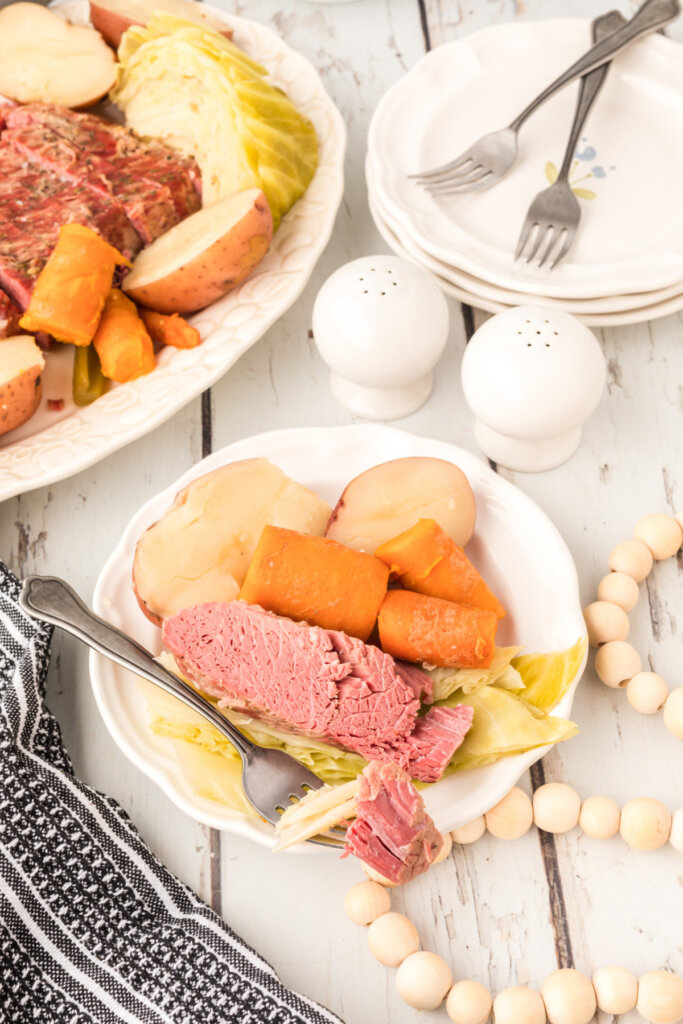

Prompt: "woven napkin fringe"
[0,562,342,1024]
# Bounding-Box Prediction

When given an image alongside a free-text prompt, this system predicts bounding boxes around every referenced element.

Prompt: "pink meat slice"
[398,705,474,783]
[162,602,471,783]
[0,290,22,338]
[342,761,443,884]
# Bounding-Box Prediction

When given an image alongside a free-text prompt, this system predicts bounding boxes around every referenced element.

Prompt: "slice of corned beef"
[0,143,140,308]
[6,104,201,243]
[162,602,471,783]
[342,761,443,884]
[397,705,474,783]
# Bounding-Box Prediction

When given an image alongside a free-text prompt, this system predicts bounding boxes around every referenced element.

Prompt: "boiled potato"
[123,189,273,315]
[0,4,116,108]
[0,336,45,438]
[325,457,476,552]
[133,458,331,624]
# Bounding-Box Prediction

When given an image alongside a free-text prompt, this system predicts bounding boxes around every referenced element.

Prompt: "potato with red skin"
[90,0,234,50]
[0,4,116,108]
[325,457,476,554]
[123,189,273,315]
[0,336,45,438]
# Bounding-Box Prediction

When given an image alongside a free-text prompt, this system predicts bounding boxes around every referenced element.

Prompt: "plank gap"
[201,389,213,460]
[529,760,575,970]
[462,304,476,342]
[416,0,432,51]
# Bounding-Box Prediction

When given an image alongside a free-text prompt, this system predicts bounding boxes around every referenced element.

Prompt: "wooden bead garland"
[583,510,683,737]
[345,878,683,1021]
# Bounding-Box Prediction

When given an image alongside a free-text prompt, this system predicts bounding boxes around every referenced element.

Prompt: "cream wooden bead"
[595,641,641,688]
[669,808,683,853]
[446,980,493,1024]
[541,968,596,1024]
[637,971,683,1024]
[592,966,638,1014]
[485,787,533,840]
[451,816,486,845]
[608,538,653,582]
[533,783,581,834]
[627,672,669,714]
[579,795,621,839]
[362,863,398,887]
[367,912,419,967]
[597,571,640,611]
[493,986,545,1024]
[663,688,683,739]
[633,514,683,560]
[583,601,629,647]
[432,831,453,865]
[344,881,391,926]
[620,797,671,850]
[396,951,452,1010]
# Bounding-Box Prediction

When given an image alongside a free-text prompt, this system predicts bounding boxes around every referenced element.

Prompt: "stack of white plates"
[367,19,683,326]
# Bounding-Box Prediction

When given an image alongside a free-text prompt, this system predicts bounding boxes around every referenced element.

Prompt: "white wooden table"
[2,2,682,1020]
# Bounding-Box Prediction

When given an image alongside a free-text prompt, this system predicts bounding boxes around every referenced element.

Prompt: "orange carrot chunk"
[93,289,155,383]
[139,308,201,349]
[377,589,497,669]
[239,525,389,642]
[20,224,127,346]
[375,518,506,619]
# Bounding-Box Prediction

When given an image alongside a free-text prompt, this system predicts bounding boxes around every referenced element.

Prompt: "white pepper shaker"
[461,306,606,472]
[312,255,449,420]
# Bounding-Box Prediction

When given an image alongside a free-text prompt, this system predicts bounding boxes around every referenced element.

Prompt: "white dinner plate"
[91,424,587,850]
[367,154,683,317]
[368,173,683,327]
[0,3,345,502]
[368,20,683,299]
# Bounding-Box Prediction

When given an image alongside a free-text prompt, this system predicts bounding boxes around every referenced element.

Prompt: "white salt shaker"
[312,255,449,420]
[461,306,606,472]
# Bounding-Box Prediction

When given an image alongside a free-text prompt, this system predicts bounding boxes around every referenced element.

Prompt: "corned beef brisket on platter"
[162,600,473,784]
[0,101,200,314]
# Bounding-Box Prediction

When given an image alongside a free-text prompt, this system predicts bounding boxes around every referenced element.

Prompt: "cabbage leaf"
[113,15,319,228]
[427,645,522,701]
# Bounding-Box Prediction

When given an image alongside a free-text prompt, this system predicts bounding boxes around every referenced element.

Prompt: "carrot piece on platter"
[375,518,506,619]
[239,525,389,641]
[19,224,128,346]
[377,589,497,669]
[93,289,155,383]
[139,309,201,350]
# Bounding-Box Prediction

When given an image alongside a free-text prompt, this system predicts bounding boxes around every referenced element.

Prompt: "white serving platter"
[91,424,588,850]
[0,2,345,501]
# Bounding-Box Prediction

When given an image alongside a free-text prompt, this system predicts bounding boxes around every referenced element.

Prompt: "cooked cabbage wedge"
[140,639,584,811]
[510,637,587,711]
[428,645,522,701]
[113,15,319,228]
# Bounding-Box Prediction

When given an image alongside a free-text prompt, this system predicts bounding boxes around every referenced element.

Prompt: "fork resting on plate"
[411,0,680,197]
[19,575,346,850]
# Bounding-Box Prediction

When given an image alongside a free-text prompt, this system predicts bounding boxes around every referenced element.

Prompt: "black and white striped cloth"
[0,562,342,1024]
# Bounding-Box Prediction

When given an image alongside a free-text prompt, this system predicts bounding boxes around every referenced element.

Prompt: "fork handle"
[557,10,626,182]
[510,0,680,132]
[19,574,257,761]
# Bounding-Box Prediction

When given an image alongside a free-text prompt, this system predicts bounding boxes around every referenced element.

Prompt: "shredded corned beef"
[342,761,443,884]
[162,601,472,783]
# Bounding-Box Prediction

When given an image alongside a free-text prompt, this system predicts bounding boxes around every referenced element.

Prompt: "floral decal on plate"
[544,137,616,200]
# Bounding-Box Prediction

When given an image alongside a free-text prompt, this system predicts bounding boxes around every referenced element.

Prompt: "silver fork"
[18,575,345,851]
[515,10,626,270]
[410,0,680,196]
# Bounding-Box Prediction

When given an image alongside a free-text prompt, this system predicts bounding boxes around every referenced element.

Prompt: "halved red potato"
[0,4,116,108]
[0,336,45,438]
[123,189,273,315]
[325,457,477,552]
[90,0,234,50]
